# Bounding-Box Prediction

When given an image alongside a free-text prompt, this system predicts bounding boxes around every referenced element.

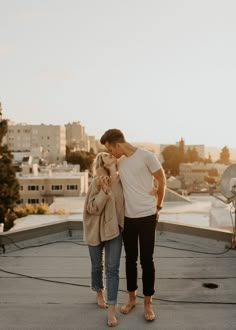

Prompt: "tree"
[162,145,182,176]
[218,146,230,165]
[162,138,204,176]
[184,147,200,163]
[66,148,94,171]
[205,153,213,164]
[178,138,185,163]
[0,119,20,226]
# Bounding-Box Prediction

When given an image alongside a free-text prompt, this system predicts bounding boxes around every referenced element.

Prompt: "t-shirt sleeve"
[146,152,162,173]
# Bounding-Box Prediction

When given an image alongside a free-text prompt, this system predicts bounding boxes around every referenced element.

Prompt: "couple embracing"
[83,129,166,327]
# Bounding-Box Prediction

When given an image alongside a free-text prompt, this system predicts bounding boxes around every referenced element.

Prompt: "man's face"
[104,142,122,159]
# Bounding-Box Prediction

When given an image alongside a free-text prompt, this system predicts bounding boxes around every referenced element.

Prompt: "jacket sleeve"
[85,182,110,215]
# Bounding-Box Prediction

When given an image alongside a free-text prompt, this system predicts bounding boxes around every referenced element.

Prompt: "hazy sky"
[1,0,236,148]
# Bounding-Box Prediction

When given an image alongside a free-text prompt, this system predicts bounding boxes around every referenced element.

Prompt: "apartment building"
[179,162,227,187]
[17,164,89,205]
[65,121,87,150]
[6,123,66,164]
[65,121,99,153]
[5,119,101,165]
[88,135,99,153]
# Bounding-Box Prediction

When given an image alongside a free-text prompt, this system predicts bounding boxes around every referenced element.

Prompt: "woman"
[83,152,124,327]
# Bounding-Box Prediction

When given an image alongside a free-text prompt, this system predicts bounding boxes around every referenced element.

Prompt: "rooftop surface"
[1,219,236,330]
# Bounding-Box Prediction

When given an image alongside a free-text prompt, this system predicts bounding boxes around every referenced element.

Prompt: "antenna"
[210,164,236,248]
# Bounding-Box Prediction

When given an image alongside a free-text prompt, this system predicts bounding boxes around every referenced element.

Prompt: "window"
[28,198,39,204]
[51,185,63,190]
[28,185,39,191]
[67,185,78,190]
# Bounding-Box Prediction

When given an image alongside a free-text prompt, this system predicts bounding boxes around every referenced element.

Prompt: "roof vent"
[202,282,218,289]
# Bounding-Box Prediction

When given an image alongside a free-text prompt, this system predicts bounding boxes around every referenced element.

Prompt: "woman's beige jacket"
[83,178,124,246]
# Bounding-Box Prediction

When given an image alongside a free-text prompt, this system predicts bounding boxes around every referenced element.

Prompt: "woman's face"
[101,153,117,168]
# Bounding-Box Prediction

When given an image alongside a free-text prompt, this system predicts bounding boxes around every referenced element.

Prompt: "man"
[100,129,166,321]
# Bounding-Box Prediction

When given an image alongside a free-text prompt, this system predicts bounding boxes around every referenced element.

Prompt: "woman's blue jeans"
[88,233,122,305]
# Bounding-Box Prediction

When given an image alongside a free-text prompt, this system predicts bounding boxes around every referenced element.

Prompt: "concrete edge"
[157,221,232,243]
[0,220,232,246]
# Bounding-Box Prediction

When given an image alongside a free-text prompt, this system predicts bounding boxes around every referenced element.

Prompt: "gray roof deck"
[0,220,236,330]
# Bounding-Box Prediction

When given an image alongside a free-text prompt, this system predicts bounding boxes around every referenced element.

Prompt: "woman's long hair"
[92,152,110,177]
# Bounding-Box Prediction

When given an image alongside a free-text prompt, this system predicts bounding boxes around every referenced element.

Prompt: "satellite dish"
[220,164,236,201]
[211,164,236,248]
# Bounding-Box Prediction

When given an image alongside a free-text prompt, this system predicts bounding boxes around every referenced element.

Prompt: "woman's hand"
[97,175,110,193]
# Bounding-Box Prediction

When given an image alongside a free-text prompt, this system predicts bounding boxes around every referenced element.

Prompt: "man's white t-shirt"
[118,148,162,218]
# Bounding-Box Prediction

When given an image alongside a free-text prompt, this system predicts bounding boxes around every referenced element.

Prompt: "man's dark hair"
[100,129,126,145]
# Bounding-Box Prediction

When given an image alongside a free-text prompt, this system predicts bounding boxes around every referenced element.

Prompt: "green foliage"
[178,138,185,162]
[66,149,95,171]
[162,145,182,176]
[53,208,67,215]
[184,147,200,163]
[13,203,50,217]
[218,146,230,165]
[0,119,20,224]
[35,203,50,214]
[205,153,213,164]
[4,203,67,231]
[0,120,8,140]
[3,209,18,231]
[161,137,231,176]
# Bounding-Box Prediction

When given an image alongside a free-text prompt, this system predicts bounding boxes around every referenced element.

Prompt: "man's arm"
[152,167,166,210]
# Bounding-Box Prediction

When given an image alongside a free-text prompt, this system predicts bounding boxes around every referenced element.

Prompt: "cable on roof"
[0,235,86,254]
[0,267,236,305]
[155,243,233,255]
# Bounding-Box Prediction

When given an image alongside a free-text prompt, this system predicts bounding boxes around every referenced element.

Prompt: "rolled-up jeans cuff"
[91,286,104,292]
[107,300,117,305]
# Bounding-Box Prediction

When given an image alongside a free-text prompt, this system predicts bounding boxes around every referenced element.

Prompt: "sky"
[1,0,236,149]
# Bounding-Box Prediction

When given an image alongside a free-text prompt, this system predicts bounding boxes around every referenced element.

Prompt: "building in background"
[65,121,87,150]
[17,163,89,205]
[5,121,100,166]
[6,123,66,164]
[65,121,99,153]
[179,162,227,191]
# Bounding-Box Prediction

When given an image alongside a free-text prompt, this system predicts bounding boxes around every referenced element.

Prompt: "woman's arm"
[85,178,111,215]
